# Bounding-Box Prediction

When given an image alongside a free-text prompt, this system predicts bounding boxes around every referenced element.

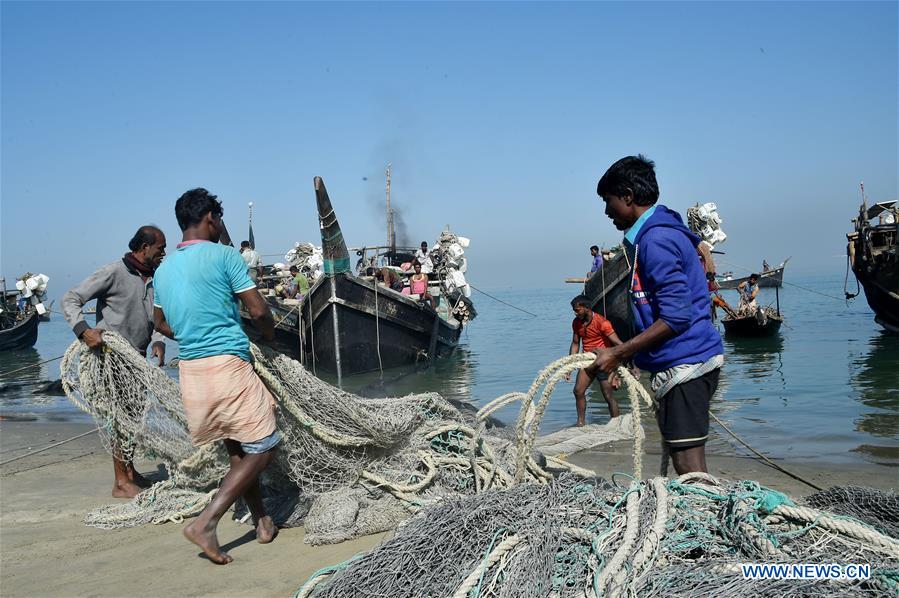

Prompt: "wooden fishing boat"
[721,307,783,337]
[716,258,790,290]
[243,177,476,383]
[847,197,898,333]
[0,304,40,351]
[581,251,637,342]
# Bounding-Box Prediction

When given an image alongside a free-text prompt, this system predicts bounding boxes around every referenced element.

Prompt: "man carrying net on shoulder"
[152,188,278,565]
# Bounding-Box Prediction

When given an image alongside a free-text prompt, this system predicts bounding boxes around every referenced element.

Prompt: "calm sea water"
[2,274,896,468]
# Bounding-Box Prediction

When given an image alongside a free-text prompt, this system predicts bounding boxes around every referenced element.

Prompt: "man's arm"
[238,289,275,341]
[153,306,175,339]
[61,265,115,348]
[569,332,580,356]
[566,331,580,382]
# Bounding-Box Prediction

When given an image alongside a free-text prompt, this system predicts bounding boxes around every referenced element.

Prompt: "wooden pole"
[385,163,394,251]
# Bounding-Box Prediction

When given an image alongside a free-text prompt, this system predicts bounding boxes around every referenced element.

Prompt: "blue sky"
[2,1,896,297]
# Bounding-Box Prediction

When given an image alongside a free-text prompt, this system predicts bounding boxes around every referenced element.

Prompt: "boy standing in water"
[567,295,623,426]
[589,155,723,475]
[153,188,279,564]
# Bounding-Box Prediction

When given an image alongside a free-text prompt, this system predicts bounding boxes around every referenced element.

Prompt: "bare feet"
[184,520,233,565]
[575,420,586,428]
[112,480,143,499]
[255,516,277,544]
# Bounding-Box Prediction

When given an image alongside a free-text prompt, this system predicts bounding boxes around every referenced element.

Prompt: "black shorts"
[656,368,719,450]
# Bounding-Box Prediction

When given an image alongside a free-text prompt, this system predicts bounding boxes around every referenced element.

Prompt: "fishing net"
[60,334,614,539]
[61,334,899,596]
[298,474,899,597]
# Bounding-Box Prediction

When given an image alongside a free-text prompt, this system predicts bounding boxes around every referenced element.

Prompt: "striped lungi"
[178,355,277,446]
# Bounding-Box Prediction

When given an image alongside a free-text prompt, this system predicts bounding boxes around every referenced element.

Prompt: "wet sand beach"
[2,420,895,597]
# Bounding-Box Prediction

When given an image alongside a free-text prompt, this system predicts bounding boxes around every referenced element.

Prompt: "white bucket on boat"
[25,277,39,291]
[15,280,25,291]
[447,243,464,259]
[35,302,47,315]
[457,236,470,248]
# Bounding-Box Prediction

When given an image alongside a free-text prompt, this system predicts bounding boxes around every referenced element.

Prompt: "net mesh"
[60,333,899,596]
[60,333,583,539]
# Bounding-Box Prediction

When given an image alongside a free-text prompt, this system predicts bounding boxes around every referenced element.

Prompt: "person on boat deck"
[737,274,760,314]
[153,188,278,565]
[62,225,167,499]
[588,155,724,476]
[410,260,436,309]
[286,265,310,299]
[375,267,404,293]
[414,241,434,275]
[566,295,623,426]
[588,245,604,277]
[762,259,771,272]
[240,240,262,282]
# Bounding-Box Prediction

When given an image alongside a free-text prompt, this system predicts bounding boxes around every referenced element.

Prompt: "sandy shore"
[2,420,896,597]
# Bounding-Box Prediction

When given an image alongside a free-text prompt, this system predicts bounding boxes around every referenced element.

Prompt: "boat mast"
[386,163,395,256]
[248,201,254,249]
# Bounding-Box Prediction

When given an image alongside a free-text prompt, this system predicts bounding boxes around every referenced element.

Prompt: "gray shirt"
[62,259,162,353]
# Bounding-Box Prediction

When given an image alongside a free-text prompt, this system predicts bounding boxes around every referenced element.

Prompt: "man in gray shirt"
[62,225,167,498]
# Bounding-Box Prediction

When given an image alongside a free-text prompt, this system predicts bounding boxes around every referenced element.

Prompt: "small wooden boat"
[847,195,898,333]
[721,307,783,337]
[717,258,790,290]
[0,307,40,351]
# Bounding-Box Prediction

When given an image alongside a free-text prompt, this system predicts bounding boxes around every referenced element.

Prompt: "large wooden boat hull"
[244,275,462,375]
[309,274,460,374]
[717,259,789,290]
[0,311,39,351]
[583,252,636,342]
[848,201,898,333]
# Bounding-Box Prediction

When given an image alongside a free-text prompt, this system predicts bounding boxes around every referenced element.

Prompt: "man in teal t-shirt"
[153,188,277,565]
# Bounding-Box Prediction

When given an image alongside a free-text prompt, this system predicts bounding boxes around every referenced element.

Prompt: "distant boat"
[716,258,790,290]
[847,195,898,333]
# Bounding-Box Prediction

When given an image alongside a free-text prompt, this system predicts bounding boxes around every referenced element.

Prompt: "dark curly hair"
[597,155,659,207]
[175,188,223,231]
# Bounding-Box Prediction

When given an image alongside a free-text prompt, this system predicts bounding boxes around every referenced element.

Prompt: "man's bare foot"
[184,520,233,565]
[575,420,586,428]
[112,480,143,499]
[255,516,277,544]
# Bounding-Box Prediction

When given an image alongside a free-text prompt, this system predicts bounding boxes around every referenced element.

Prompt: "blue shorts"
[240,429,282,454]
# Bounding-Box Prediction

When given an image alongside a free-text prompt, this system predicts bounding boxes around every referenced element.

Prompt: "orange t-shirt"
[572,313,616,352]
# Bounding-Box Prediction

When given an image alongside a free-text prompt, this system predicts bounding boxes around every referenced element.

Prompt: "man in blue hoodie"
[588,155,724,475]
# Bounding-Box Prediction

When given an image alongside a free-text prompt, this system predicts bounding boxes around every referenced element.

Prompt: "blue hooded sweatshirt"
[627,205,723,372]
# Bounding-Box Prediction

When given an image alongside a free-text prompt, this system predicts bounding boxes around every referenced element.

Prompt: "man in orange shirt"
[568,295,624,426]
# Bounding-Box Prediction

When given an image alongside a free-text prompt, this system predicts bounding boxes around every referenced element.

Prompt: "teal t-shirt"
[153,241,257,362]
